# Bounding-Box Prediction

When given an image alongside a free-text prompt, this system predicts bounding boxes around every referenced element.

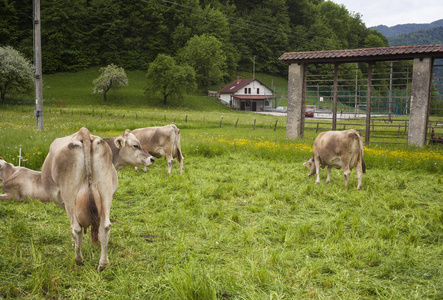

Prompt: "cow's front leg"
[167,159,174,174]
[0,193,12,200]
[325,167,332,183]
[314,158,321,185]
[343,168,351,187]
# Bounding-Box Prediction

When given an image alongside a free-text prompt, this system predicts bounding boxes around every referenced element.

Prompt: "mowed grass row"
[1,106,442,299]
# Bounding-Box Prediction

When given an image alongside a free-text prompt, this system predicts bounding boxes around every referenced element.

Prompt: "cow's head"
[303,156,316,176]
[114,129,155,167]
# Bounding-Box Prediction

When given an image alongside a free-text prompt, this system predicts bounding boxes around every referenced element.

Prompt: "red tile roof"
[219,78,255,93]
[218,78,272,93]
[279,44,443,64]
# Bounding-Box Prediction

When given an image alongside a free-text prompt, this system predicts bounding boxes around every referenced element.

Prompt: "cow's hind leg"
[97,213,112,272]
[356,163,363,190]
[70,220,84,265]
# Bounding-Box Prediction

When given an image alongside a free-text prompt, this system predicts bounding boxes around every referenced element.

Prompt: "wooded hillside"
[0,0,387,79]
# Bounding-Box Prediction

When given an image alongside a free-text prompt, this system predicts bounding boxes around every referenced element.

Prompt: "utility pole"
[34,0,43,130]
[253,55,256,79]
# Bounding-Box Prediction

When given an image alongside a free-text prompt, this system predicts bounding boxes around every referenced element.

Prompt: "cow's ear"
[114,136,125,149]
[303,161,309,167]
[123,129,131,136]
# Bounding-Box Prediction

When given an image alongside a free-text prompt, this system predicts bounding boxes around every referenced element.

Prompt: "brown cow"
[0,157,49,202]
[303,129,366,190]
[104,129,155,169]
[41,127,118,271]
[132,124,184,174]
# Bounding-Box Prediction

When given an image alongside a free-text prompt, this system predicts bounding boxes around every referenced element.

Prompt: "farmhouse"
[218,78,275,111]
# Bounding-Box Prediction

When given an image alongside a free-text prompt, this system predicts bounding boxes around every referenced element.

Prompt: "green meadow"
[0,69,442,299]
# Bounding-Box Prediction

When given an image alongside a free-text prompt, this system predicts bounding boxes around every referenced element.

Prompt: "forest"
[0,0,388,79]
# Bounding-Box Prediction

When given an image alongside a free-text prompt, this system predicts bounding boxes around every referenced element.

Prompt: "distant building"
[218,78,275,111]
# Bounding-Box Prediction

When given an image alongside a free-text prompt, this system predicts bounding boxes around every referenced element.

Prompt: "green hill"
[4,68,288,111]
[388,26,443,46]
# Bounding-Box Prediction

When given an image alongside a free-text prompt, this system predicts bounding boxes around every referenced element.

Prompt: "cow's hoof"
[97,264,107,272]
[75,259,84,266]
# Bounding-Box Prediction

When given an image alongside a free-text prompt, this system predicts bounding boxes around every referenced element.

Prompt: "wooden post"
[219,117,223,128]
[274,119,278,131]
[185,115,188,123]
[34,0,43,130]
[316,123,319,133]
[332,64,339,131]
[235,118,239,129]
[365,63,373,146]
[253,119,256,130]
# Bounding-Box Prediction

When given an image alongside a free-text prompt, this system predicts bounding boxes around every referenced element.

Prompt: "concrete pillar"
[408,57,433,146]
[286,63,306,139]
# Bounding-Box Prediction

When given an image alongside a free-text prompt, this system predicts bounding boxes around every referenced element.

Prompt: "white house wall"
[219,80,273,105]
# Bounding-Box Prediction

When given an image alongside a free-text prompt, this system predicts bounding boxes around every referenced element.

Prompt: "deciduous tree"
[179,34,226,92]
[145,54,196,105]
[93,64,128,103]
[0,46,34,104]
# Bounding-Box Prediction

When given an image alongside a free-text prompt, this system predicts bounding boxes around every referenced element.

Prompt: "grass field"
[0,69,442,299]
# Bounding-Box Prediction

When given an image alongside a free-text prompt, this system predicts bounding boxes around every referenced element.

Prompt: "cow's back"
[133,126,174,157]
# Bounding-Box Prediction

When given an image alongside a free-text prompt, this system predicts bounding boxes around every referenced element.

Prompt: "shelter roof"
[279,44,443,64]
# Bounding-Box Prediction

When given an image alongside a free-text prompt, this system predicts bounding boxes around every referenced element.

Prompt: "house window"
[244,88,247,94]
[257,88,260,94]
[248,88,251,94]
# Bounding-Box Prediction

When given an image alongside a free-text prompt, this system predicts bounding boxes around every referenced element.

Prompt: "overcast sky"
[331,0,443,27]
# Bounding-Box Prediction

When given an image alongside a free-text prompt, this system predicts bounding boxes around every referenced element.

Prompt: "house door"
[241,101,245,110]
[252,102,257,111]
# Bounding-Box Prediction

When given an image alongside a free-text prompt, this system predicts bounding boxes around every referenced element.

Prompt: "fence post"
[274,119,278,131]
[164,114,166,122]
[60,109,62,115]
[253,119,256,130]
[316,123,319,133]
[186,115,188,123]
[92,109,95,117]
[235,118,239,129]
[219,117,223,128]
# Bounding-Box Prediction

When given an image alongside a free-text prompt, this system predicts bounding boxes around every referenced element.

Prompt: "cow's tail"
[78,127,100,244]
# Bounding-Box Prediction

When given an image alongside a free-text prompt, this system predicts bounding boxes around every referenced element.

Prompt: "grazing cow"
[303,129,366,190]
[132,124,184,174]
[0,157,49,202]
[41,127,118,271]
[104,129,155,169]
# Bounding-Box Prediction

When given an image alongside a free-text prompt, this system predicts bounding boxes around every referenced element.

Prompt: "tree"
[0,46,34,103]
[93,64,128,103]
[145,54,196,105]
[179,34,226,92]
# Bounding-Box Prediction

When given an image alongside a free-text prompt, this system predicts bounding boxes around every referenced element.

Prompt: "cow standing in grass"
[41,127,118,271]
[132,124,184,174]
[304,129,366,190]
